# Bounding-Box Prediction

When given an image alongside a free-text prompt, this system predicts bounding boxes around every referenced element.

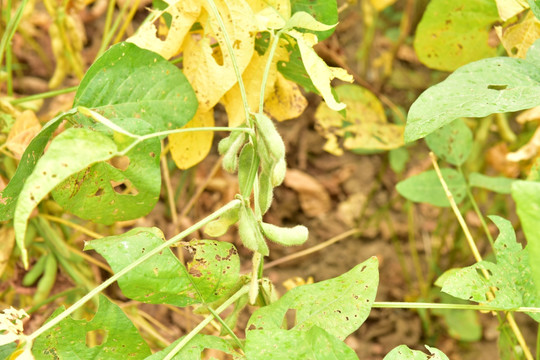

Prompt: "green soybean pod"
[238,204,269,256]
[258,168,274,215]
[238,143,259,198]
[204,204,240,237]
[260,222,309,246]
[271,157,287,187]
[218,129,245,155]
[254,113,285,161]
[222,133,247,173]
[33,253,58,304]
[22,255,48,286]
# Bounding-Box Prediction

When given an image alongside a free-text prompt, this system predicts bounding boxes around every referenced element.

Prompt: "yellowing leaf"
[169,109,215,169]
[287,30,353,111]
[314,84,404,155]
[127,1,201,59]
[247,0,291,21]
[6,110,41,160]
[496,11,540,58]
[182,0,256,112]
[369,0,397,11]
[517,106,540,123]
[495,0,528,21]
[264,72,308,121]
[0,226,14,278]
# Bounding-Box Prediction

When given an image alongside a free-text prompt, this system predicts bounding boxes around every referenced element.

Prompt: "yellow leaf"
[183,0,256,112]
[169,109,214,169]
[6,110,41,160]
[495,0,528,21]
[496,11,540,58]
[264,72,308,122]
[314,84,404,154]
[247,0,291,22]
[222,42,289,126]
[287,30,353,111]
[368,0,397,12]
[517,106,540,123]
[0,227,14,278]
[127,1,201,59]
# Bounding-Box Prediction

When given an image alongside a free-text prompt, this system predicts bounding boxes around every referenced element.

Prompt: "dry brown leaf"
[284,169,331,217]
[169,109,215,169]
[6,110,42,160]
[486,142,520,177]
[507,125,540,162]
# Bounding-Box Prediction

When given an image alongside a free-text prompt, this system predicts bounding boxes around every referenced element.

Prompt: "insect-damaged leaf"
[290,0,338,40]
[405,39,540,142]
[425,119,473,166]
[245,327,359,360]
[396,168,467,207]
[414,0,499,71]
[441,216,540,322]
[314,84,403,155]
[14,128,118,268]
[32,295,151,359]
[383,345,450,360]
[496,11,540,59]
[85,228,240,306]
[51,118,161,224]
[247,257,378,340]
[74,42,198,132]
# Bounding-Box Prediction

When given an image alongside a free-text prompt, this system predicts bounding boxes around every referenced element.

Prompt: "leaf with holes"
[74,42,198,132]
[14,128,118,268]
[396,168,467,207]
[290,0,338,40]
[425,119,472,166]
[145,334,238,360]
[441,216,540,321]
[0,110,75,221]
[247,257,378,340]
[245,327,359,360]
[52,118,161,224]
[414,0,499,71]
[512,180,540,302]
[84,228,240,306]
[405,39,540,142]
[384,345,450,360]
[32,295,151,359]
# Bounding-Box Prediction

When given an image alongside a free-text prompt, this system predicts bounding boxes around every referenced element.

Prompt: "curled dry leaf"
[284,169,331,217]
[169,109,215,169]
[6,110,42,160]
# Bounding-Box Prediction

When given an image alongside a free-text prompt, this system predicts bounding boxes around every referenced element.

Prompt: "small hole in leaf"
[285,308,297,330]
[487,85,507,91]
[86,329,108,348]
[210,40,224,66]
[110,180,139,195]
[108,156,130,171]
[149,152,155,158]
[93,188,104,197]
[511,46,518,56]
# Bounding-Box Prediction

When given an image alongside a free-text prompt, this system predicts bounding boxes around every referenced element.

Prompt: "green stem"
[163,285,250,360]
[258,29,283,112]
[11,86,78,105]
[372,301,540,313]
[206,306,244,350]
[0,0,28,67]
[204,0,251,126]
[25,200,242,346]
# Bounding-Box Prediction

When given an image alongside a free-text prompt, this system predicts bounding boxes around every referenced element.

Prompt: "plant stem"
[372,302,540,313]
[39,214,103,239]
[206,306,243,350]
[10,86,78,105]
[163,285,250,360]
[25,199,242,346]
[204,0,251,126]
[0,0,28,67]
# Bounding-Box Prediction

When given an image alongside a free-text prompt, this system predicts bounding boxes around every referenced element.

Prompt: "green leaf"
[396,168,467,207]
[425,119,472,166]
[432,293,482,342]
[245,327,359,360]
[413,0,499,71]
[14,128,118,268]
[74,42,198,133]
[278,43,318,94]
[441,216,540,320]
[383,345,450,360]
[84,228,240,306]
[145,334,237,360]
[405,39,540,142]
[0,343,17,359]
[512,180,540,302]
[51,118,161,224]
[32,295,151,359]
[247,257,378,340]
[389,147,410,174]
[290,0,338,40]
[469,173,515,194]
[0,111,74,221]
[529,0,540,20]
